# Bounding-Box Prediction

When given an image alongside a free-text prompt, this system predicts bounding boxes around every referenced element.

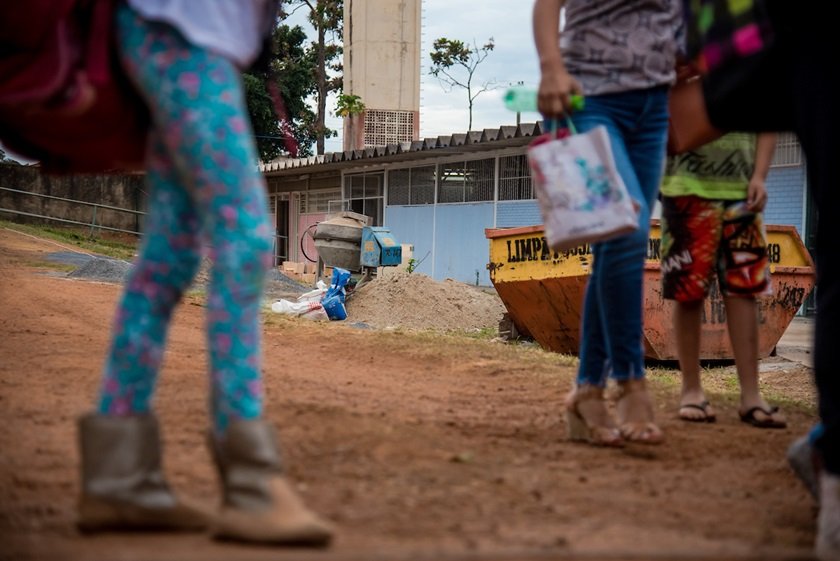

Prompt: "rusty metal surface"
[486,223,816,360]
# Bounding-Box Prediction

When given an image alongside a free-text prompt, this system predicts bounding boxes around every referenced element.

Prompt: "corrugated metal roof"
[260,121,549,175]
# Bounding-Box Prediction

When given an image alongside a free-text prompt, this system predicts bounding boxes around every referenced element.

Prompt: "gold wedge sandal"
[565,384,624,447]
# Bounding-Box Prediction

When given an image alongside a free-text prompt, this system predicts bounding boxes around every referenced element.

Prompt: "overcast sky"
[290,0,542,153]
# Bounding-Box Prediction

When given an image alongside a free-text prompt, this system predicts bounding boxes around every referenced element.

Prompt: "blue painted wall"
[496,200,542,228]
[433,203,495,286]
[383,205,436,277]
[384,203,495,285]
[765,165,806,235]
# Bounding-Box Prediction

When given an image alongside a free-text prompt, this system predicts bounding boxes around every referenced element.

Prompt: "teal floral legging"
[97,6,273,433]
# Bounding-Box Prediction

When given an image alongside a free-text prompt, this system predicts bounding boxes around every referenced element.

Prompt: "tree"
[334,93,365,118]
[284,0,344,155]
[429,37,497,131]
[335,92,365,151]
[244,24,318,161]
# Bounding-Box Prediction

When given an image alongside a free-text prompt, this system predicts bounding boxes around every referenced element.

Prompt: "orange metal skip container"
[485,221,816,360]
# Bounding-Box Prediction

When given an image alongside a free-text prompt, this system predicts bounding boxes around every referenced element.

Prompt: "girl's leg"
[115,8,274,434]
[97,135,202,415]
[78,10,212,534]
[101,8,333,546]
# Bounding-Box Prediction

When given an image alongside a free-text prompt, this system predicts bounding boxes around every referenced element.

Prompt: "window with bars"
[771,132,803,167]
[363,110,415,147]
[499,154,533,200]
[387,166,436,205]
[300,189,341,214]
[438,159,495,203]
[343,172,384,225]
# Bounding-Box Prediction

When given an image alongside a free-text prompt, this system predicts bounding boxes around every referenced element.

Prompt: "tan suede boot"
[77,413,208,532]
[209,419,334,546]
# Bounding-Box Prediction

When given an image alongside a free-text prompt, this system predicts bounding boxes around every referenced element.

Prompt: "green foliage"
[335,93,365,117]
[244,24,322,161]
[405,257,418,274]
[0,220,137,260]
[429,37,495,77]
[284,0,344,155]
[429,37,497,130]
[429,38,472,69]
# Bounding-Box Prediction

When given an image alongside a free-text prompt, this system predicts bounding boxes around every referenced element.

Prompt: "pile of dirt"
[191,257,311,297]
[66,257,131,282]
[62,253,507,332]
[345,269,507,331]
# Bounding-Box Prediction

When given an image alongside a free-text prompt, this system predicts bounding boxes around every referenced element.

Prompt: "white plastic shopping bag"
[527,124,639,251]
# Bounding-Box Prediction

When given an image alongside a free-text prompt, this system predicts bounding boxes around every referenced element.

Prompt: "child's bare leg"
[725,295,785,426]
[675,299,715,420]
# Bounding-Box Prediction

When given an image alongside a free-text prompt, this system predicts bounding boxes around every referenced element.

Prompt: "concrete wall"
[343,0,422,111]
[343,0,422,148]
[0,164,145,233]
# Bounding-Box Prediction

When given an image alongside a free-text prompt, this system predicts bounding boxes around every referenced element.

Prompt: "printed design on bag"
[528,126,638,251]
[572,157,624,211]
[530,152,624,213]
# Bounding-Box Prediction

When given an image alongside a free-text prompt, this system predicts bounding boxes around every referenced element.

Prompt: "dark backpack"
[0,0,148,173]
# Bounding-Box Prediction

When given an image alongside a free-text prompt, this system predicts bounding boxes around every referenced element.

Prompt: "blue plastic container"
[321,294,347,321]
[325,267,351,303]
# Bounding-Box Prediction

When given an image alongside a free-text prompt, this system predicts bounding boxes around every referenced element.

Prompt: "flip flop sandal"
[679,400,716,423]
[739,405,787,429]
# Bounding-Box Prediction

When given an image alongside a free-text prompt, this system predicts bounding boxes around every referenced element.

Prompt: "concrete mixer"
[312,211,402,288]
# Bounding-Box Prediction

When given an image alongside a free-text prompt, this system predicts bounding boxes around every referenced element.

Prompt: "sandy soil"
[0,226,821,561]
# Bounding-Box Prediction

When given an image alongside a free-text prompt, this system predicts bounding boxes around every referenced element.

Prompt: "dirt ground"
[0,226,821,561]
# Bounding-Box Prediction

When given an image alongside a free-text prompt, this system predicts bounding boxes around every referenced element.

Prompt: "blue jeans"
[572,86,669,387]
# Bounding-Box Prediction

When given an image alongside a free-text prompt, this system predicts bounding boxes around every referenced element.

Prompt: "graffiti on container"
[503,236,592,264]
[775,283,807,310]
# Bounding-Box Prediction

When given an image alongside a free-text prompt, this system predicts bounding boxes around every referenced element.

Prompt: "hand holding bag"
[527,120,639,251]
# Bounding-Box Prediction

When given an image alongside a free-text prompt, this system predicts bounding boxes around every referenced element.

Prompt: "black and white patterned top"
[561,0,683,95]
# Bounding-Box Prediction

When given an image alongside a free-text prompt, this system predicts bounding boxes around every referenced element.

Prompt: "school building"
[262,124,814,291]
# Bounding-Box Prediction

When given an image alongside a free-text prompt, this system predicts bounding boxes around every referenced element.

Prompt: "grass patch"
[646,366,682,391]
[646,361,816,415]
[41,262,77,273]
[759,389,815,415]
[1,219,138,260]
[459,326,498,340]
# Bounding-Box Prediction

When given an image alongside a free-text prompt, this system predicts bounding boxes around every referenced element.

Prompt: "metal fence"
[0,185,144,237]
[0,185,291,266]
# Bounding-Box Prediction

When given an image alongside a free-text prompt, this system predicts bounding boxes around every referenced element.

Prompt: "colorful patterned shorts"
[660,195,771,302]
